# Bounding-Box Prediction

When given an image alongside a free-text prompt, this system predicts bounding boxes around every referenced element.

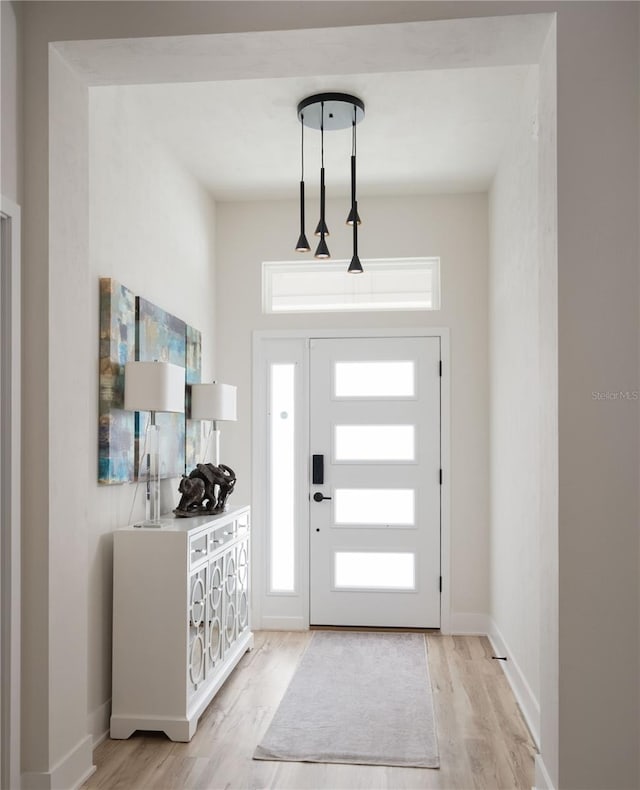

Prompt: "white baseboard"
[22,734,95,790]
[448,611,492,635]
[259,615,307,630]
[487,618,540,749]
[533,753,556,790]
[88,698,111,747]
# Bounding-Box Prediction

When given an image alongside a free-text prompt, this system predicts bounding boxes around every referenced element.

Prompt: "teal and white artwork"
[98,278,204,484]
[98,278,136,484]
[135,297,186,480]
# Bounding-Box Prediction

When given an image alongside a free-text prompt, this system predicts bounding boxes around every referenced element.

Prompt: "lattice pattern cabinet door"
[188,566,207,695]
[224,545,238,652]
[208,556,224,671]
[237,538,250,636]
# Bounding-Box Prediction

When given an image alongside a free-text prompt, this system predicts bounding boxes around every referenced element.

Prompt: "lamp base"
[144,423,161,525]
[201,426,221,466]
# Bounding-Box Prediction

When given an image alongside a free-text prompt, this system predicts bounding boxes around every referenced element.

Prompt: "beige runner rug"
[254,630,439,768]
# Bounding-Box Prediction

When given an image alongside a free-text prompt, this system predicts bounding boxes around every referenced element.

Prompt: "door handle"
[313,492,332,502]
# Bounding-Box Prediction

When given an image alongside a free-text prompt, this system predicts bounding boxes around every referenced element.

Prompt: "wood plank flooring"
[84,631,536,790]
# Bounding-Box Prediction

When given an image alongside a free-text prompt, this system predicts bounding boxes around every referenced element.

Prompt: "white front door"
[309,337,441,628]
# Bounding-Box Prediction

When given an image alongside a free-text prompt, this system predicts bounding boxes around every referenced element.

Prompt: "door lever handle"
[313,492,332,502]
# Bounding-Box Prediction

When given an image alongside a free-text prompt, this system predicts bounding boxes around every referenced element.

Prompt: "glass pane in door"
[269,364,295,592]
[334,424,415,461]
[334,361,415,398]
[334,551,416,590]
[334,488,415,526]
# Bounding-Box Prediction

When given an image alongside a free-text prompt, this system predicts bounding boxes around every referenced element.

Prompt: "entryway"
[253,329,449,632]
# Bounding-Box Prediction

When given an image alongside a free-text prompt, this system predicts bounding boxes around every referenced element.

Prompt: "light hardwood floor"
[84,631,536,790]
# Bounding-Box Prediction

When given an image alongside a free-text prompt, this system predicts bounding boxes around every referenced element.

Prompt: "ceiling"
[108,64,531,202]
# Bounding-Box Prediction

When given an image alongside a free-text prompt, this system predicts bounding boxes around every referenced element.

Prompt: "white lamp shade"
[124,361,185,413]
[191,382,237,421]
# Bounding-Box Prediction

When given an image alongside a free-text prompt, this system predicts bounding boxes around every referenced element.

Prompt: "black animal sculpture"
[174,463,236,517]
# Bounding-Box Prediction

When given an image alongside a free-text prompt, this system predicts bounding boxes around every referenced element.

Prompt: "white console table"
[110,505,253,742]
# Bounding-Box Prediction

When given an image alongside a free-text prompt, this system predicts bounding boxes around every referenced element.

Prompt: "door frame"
[252,327,451,633]
[0,196,21,790]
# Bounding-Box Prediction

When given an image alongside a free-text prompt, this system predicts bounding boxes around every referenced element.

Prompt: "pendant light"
[295,113,310,252]
[314,102,330,258]
[347,107,363,273]
[346,108,361,227]
[295,92,365,270]
[347,199,363,273]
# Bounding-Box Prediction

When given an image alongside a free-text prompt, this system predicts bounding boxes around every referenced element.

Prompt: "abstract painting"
[98,281,206,485]
[98,278,136,484]
[135,297,186,480]
[185,324,207,470]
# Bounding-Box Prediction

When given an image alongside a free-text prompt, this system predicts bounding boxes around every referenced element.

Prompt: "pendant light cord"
[300,112,304,181]
[320,101,326,233]
[352,105,356,156]
[296,111,310,252]
[352,106,356,206]
[349,104,358,224]
[321,101,324,169]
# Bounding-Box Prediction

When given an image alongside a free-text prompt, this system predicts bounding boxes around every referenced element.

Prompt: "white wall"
[0,7,23,787]
[535,20,559,787]
[555,6,638,788]
[489,65,541,738]
[216,194,490,622]
[45,49,94,784]
[90,86,217,358]
[86,87,217,741]
[0,0,22,203]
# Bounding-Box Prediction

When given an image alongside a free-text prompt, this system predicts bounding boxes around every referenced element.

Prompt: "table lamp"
[190,382,237,466]
[125,360,185,525]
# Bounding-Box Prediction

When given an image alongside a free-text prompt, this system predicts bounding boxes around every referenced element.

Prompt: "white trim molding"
[534,753,556,790]
[22,735,94,790]
[88,698,112,748]
[0,196,21,790]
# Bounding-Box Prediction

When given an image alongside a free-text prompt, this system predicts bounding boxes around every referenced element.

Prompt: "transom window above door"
[262,258,440,314]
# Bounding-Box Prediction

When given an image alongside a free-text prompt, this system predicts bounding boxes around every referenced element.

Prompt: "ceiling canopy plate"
[297,92,365,131]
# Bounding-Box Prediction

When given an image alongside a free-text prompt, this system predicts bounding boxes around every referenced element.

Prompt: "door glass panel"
[334,424,415,462]
[269,363,295,592]
[334,552,415,590]
[334,361,415,398]
[334,488,415,526]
